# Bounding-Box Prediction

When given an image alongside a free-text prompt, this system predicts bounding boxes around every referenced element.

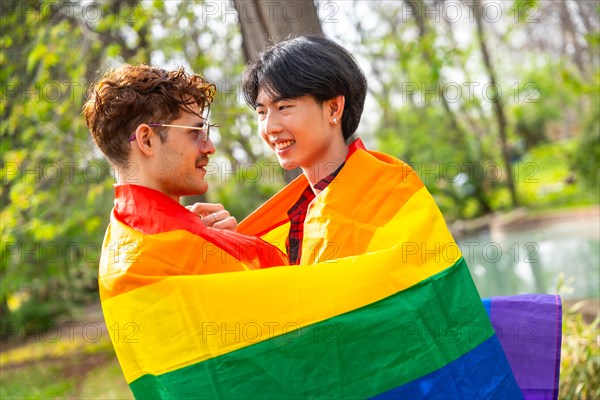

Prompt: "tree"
[1,0,154,333]
[234,0,322,61]
[468,0,518,207]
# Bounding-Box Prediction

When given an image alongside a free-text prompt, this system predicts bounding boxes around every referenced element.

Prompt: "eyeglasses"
[128,122,216,145]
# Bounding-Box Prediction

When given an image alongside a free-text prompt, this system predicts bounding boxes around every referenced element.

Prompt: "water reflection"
[458,216,600,299]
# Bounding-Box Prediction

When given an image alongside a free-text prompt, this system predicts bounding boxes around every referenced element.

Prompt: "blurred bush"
[560,302,600,399]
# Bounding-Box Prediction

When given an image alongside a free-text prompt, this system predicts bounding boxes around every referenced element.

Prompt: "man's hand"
[186,203,237,232]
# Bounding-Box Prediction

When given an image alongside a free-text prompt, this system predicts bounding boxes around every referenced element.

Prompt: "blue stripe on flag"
[482,297,492,317]
[372,335,523,400]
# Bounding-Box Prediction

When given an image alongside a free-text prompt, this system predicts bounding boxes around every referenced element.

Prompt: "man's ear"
[133,124,156,156]
[327,95,345,124]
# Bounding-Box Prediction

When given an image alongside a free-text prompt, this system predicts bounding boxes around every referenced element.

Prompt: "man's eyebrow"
[254,96,289,108]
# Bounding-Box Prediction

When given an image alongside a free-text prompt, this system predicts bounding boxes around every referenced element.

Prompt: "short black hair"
[242,35,367,141]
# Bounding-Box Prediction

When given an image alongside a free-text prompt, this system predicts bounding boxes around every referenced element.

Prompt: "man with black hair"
[241,35,368,264]
[237,36,528,398]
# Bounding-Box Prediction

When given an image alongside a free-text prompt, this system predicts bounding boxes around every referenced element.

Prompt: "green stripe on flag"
[131,258,493,399]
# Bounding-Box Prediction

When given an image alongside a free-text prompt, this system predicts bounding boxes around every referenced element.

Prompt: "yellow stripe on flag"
[259,222,289,255]
[367,186,457,253]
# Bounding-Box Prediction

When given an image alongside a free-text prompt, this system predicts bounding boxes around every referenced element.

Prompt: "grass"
[1,360,75,398]
[1,354,133,399]
[78,357,134,399]
[0,314,133,399]
[0,351,133,399]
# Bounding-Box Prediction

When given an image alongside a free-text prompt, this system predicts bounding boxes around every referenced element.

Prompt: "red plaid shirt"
[286,163,345,264]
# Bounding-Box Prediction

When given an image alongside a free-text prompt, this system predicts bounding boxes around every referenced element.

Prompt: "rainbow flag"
[99,143,527,398]
[485,294,562,400]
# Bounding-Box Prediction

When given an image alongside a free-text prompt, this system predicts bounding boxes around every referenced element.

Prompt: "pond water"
[457,213,600,300]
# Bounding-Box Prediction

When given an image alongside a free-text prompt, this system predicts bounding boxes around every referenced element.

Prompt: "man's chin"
[280,161,300,171]
[181,184,208,198]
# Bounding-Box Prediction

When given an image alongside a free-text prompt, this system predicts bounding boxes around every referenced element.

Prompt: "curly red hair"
[83,64,216,166]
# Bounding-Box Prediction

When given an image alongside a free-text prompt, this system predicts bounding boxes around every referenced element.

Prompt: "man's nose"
[200,138,215,154]
[262,112,283,136]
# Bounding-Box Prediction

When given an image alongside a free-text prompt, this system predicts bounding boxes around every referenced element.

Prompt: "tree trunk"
[234,0,323,62]
[559,0,588,78]
[469,0,519,207]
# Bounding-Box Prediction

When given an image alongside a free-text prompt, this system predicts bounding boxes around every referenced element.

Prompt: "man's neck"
[115,170,180,203]
[302,145,348,190]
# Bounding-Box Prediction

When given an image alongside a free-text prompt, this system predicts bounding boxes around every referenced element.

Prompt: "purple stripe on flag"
[487,294,562,400]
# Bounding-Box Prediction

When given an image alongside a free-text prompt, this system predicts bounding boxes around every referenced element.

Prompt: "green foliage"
[515,139,599,208]
[556,274,600,399]
[560,304,600,399]
[0,300,69,341]
[1,0,154,328]
[572,73,600,191]
[510,0,539,24]
[510,61,575,149]
[353,0,599,221]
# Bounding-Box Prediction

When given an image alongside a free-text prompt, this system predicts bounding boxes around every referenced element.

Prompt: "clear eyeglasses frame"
[127,122,216,145]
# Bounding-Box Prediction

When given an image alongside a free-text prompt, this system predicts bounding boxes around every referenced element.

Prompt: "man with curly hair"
[83,64,286,270]
[85,64,226,220]
[83,64,288,396]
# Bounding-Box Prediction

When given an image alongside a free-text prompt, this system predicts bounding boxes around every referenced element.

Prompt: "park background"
[1,0,598,398]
